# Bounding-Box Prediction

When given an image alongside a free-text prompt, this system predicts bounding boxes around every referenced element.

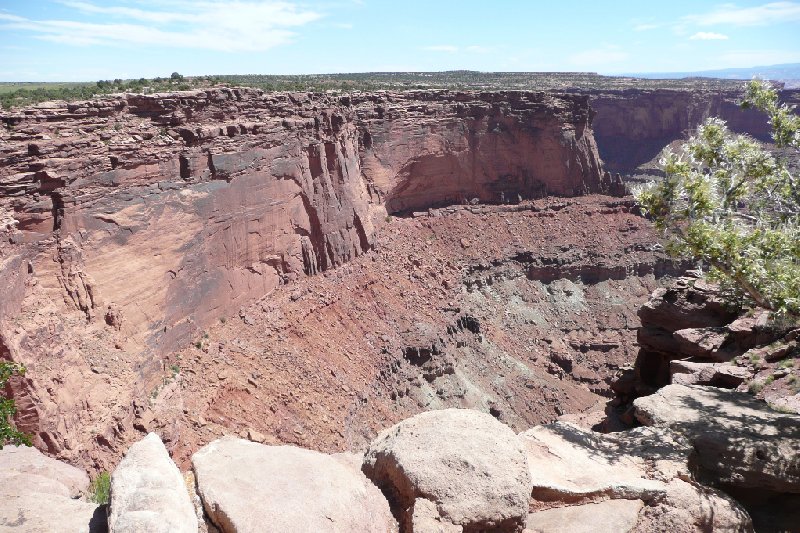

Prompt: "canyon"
[0,83,798,531]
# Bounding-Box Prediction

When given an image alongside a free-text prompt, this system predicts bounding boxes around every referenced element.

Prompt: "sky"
[0,0,799,81]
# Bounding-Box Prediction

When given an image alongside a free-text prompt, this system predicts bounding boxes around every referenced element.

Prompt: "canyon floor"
[135,194,679,469]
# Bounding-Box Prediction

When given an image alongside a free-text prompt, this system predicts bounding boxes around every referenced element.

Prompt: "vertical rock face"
[359,91,605,213]
[588,88,800,172]
[1,88,604,356]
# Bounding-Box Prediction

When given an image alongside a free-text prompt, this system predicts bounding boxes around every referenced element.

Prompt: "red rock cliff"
[588,88,800,172]
[1,88,605,354]
[0,89,605,463]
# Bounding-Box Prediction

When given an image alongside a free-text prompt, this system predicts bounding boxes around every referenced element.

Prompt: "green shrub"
[635,80,800,317]
[89,471,111,504]
[0,362,31,449]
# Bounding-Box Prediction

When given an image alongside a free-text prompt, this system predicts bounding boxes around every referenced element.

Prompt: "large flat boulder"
[0,444,89,498]
[634,384,800,492]
[362,408,531,532]
[108,433,197,533]
[525,499,643,533]
[0,445,101,532]
[520,423,682,502]
[192,438,396,533]
[520,422,753,532]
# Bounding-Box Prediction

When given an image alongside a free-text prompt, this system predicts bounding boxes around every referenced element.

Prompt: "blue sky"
[1,1,799,81]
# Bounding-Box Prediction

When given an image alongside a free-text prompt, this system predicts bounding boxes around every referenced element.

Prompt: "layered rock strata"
[0,89,608,467]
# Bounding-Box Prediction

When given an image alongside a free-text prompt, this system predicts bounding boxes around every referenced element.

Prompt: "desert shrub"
[0,361,31,449]
[635,80,800,317]
[89,471,111,504]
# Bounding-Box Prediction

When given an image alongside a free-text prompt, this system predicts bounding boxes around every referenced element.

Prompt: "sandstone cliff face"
[587,88,800,172]
[1,89,605,354]
[0,89,606,467]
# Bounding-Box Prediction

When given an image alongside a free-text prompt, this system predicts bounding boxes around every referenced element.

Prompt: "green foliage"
[635,79,800,317]
[748,375,774,394]
[89,471,111,504]
[0,361,32,449]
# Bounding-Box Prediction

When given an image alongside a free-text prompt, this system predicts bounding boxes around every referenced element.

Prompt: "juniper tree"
[635,80,800,316]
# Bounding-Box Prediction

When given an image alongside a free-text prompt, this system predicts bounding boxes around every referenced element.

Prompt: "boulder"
[0,445,101,532]
[520,423,673,501]
[362,408,530,532]
[108,433,197,533]
[525,499,644,533]
[634,479,753,533]
[634,384,800,492]
[637,279,738,331]
[672,327,731,360]
[0,444,90,498]
[520,422,753,532]
[670,361,751,388]
[410,498,463,533]
[192,438,396,533]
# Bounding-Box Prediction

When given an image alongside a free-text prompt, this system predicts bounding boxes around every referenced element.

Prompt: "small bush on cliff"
[89,471,111,504]
[0,361,32,449]
[635,80,800,317]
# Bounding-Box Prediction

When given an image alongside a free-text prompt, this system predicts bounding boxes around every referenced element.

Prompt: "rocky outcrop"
[0,444,102,532]
[192,437,397,533]
[362,409,531,532]
[634,384,800,493]
[108,433,197,533]
[5,400,798,533]
[522,422,753,532]
[611,275,799,415]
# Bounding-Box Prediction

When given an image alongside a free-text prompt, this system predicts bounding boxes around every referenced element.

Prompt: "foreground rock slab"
[521,422,753,532]
[192,438,396,533]
[634,384,800,492]
[521,423,670,501]
[525,499,643,533]
[362,408,531,532]
[0,445,101,532]
[109,433,197,533]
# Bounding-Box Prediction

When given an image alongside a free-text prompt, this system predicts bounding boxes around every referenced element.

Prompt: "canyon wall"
[0,89,607,466]
[587,88,800,172]
[1,89,606,354]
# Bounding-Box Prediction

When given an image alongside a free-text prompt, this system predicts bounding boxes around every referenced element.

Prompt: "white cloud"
[569,45,629,67]
[423,45,459,53]
[633,23,659,31]
[684,1,800,26]
[689,31,729,40]
[0,1,323,52]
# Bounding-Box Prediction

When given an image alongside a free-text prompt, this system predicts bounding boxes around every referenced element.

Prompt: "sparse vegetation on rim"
[0,71,753,110]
